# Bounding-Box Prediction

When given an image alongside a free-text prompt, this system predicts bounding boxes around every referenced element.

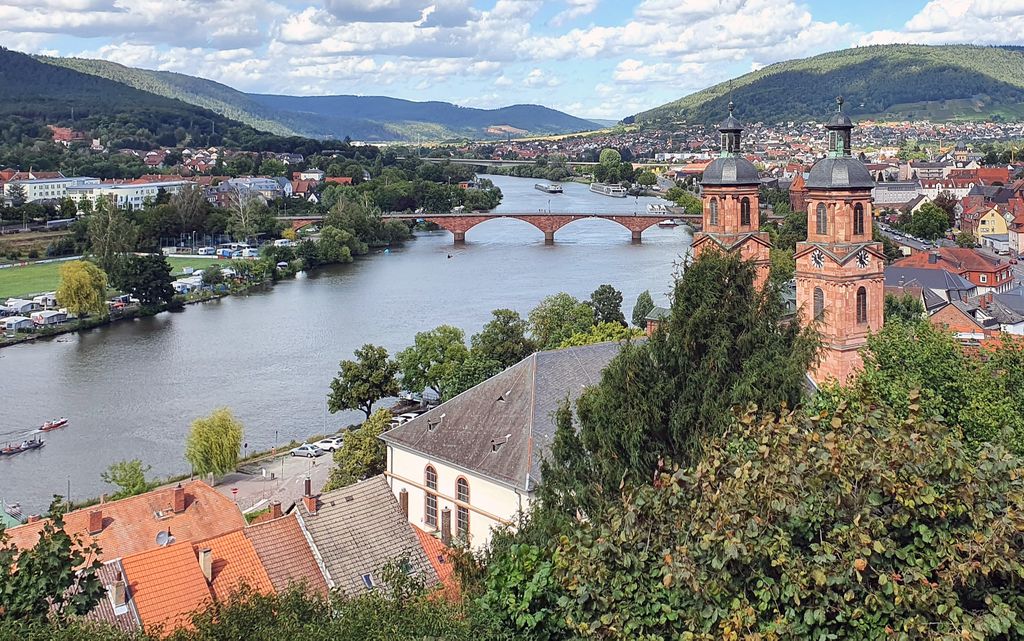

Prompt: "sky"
[2,0,1024,120]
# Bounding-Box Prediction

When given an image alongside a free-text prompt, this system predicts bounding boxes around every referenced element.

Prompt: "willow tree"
[541,250,819,518]
[55,260,108,317]
[185,407,244,478]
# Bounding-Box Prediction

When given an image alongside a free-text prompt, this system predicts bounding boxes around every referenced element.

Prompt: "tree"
[55,260,108,317]
[555,399,1024,640]
[185,407,244,477]
[258,158,287,177]
[327,344,400,419]
[664,186,702,216]
[932,190,958,228]
[171,184,208,233]
[634,171,656,187]
[0,497,105,622]
[469,308,535,369]
[323,409,392,491]
[397,325,469,399]
[116,254,174,308]
[557,321,642,348]
[87,198,138,276]
[316,226,356,264]
[226,186,271,242]
[588,284,626,326]
[7,183,26,207]
[884,292,925,322]
[955,231,978,247]
[100,459,151,499]
[907,202,949,240]
[528,293,596,350]
[440,353,503,401]
[541,250,818,519]
[201,264,224,286]
[598,148,621,167]
[631,290,655,328]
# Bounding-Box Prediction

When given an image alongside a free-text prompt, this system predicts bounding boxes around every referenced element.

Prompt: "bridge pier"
[631,230,642,244]
[453,231,466,244]
[544,231,555,245]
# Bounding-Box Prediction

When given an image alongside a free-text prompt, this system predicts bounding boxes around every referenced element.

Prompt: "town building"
[692,103,772,289]
[3,176,100,203]
[381,342,620,549]
[895,248,1016,294]
[795,98,884,384]
[67,180,190,210]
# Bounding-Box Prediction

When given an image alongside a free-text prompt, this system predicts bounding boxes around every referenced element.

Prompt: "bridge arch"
[410,213,667,245]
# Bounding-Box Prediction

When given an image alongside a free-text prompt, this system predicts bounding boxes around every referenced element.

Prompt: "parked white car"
[314,437,344,452]
[290,444,325,458]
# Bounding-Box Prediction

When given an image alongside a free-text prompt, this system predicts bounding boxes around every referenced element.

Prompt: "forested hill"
[634,44,1024,125]
[0,48,313,151]
[36,54,599,141]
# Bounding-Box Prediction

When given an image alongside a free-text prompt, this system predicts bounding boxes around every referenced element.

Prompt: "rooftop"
[244,513,328,596]
[120,542,212,635]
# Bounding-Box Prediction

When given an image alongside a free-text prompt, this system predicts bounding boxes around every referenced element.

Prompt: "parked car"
[290,444,325,458]
[398,412,422,422]
[314,437,344,452]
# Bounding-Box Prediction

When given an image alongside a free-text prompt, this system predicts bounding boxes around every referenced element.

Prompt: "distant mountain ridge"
[634,44,1024,125]
[35,54,599,141]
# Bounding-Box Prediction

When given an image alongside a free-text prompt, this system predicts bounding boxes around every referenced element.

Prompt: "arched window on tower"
[856,287,868,324]
[740,197,751,226]
[424,465,438,528]
[813,287,825,320]
[709,198,719,226]
[854,203,865,236]
[816,203,828,235]
[456,477,470,539]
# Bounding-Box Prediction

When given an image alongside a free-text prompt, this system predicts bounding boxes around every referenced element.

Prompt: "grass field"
[0,256,222,300]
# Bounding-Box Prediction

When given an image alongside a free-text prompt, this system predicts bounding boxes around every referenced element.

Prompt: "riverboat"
[534,183,563,194]
[39,418,68,432]
[0,438,44,456]
[658,220,678,228]
[589,182,628,198]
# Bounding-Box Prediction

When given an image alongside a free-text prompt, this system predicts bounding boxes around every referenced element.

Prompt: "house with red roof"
[895,248,1016,294]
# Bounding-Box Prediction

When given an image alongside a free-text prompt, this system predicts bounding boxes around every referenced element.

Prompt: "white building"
[66,180,190,210]
[3,177,100,203]
[380,342,620,550]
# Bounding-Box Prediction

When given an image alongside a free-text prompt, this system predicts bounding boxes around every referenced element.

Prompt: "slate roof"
[806,156,875,190]
[245,513,328,596]
[884,266,977,300]
[645,306,671,322]
[3,481,244,561]
[120,542,212,635]
[381,342,621,492]
[701,156,760,186]
[996,286,1024,315]
[296,475,437,596]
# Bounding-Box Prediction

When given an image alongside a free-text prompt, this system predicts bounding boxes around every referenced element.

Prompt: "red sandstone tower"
[692,102,771,288]
[795,98,884,384]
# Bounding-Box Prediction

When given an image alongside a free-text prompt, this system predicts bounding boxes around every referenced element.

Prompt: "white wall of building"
[385,445,532,550]
[68,181,188,210]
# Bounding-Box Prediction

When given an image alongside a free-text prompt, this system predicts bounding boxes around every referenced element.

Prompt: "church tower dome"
[701,102,761,186]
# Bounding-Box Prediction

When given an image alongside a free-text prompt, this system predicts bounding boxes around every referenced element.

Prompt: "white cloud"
[523,68,561,87]
[859,0,1024,46]
[550,0,599,27]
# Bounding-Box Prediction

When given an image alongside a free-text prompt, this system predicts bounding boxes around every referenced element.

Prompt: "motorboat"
[39,417,68,432]
[658,219,678,228]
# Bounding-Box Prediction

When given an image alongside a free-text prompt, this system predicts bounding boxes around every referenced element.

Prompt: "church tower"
[692,102,771,288]
[795,97,884,384]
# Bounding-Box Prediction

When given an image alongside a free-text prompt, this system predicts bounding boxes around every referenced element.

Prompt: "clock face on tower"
[856,249,870,269]
[810,249,825,269]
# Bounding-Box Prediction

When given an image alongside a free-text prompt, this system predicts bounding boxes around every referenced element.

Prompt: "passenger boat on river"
[39,418,68,432]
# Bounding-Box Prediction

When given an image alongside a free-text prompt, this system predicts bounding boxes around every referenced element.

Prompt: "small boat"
[39,418,68,432]
[658,219,678,228]
[0,443,22,456]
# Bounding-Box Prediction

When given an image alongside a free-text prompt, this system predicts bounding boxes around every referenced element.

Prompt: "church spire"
[718,101,742,157]
[825,96,853,157]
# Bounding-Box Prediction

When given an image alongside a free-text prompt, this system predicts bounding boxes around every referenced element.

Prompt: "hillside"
[37,54,598,141]
[634,44,1024,125]
[0,47,301,151]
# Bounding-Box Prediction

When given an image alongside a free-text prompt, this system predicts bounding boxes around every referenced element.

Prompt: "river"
[0,175,690,514]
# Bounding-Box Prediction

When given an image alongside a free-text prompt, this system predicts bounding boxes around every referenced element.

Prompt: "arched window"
[816,203,828,235]
[424,466,438,528]
[813,287,825,320]
[856,287,868,324]
[709,198,719,226]
[853,203,865,236]
[456,477,470,538]
[740,197,751,226]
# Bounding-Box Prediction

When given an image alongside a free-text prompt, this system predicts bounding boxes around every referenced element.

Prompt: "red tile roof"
[896,247,1003,274]
[3,481,245,561]
[193,529,273,602]
[244,514,328,596]
[120,542,212,636]
[324,176,353,185]
[413,526,459,601]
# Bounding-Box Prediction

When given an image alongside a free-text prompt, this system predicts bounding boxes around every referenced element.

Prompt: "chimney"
[269,501,282,520]
[172,483,185,513]
[440,507,452,545]
[304,477,311,497]
[88,509,103,535]
[302,478,318,514]
[27,515,40,523]
[111,572,127,607]
[398,489,409,518]
[198,548,212,584]
[928,251,939,264]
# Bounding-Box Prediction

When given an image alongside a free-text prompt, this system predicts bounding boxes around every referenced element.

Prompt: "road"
[215,449,333,515]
